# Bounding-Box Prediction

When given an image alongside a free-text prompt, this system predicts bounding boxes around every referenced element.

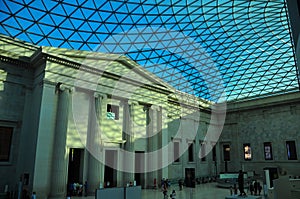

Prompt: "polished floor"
[77,182,266,199]
[141,182,229,199]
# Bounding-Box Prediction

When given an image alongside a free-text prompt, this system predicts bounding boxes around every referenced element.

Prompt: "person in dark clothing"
[84,181,88,197]
[178,179,183,191]
[257,182,262,195]
[238,170,246,196]
[233,184,238,195]
[249,183,254,195]
[254,180,258,195]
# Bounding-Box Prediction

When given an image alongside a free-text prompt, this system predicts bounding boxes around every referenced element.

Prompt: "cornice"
[43,52,172,95]
[0,55,31,68]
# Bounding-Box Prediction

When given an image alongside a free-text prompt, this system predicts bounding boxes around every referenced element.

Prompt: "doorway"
[185,168,195,188]
[135,151,145,187]
[104,150,118,187]
[67,148,84,185]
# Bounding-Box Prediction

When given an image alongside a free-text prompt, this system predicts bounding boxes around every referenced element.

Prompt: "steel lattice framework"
[0,0,299,101]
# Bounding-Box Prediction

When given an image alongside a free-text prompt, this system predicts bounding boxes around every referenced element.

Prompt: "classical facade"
[0,34,299,199]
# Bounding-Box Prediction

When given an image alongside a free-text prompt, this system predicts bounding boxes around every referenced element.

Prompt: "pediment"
[0,34,174,95]
[43,47,174,94]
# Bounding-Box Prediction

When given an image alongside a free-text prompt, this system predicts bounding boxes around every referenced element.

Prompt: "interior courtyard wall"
[167,99,217,182]
[0,60,41,194]
[220,94,300,176]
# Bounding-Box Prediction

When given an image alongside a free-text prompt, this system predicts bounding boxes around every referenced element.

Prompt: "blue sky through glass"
[0,0,298,101]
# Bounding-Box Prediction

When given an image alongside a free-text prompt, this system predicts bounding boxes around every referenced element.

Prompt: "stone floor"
[141,182,265,199]
[141,182,229,199]
[78,182,266,199]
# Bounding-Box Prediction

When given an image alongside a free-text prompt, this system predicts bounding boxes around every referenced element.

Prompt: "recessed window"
[200,141,206,161]
[286,140,297,160]
[223,144,230,161]
[243,143,252,160]
[264,142,273,160]
[106,104,119,120]
[0,126,13,162]
[212,145,216,162]
[173,141,180,162]
[188,143,194,162]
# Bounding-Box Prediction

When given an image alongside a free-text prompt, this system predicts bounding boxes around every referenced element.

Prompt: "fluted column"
[157,106,168,180]
[122,100,136,183]
[50,84,72,198]
[160,106,169,178]
[147,105,159,187]
[87,93,106,192]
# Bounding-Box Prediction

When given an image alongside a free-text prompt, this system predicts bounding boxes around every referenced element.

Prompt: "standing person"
[170,190,176,199]
[254,180,258,195]
[238,170,246,196]
[178,179,183,191]
[249,182,254,195]
[84,181,88,197]
[161,178,165,191]
[233,184,238,195]
[257,182,262,195]
[162,182,168,199]
[153,178,157,189]
[229,186,233,196]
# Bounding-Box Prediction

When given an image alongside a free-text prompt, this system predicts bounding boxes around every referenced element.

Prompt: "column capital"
[94,92,107,99]
[119,99,128,107]
[57,83,74,93]
[128,100,138,106]
[150,105,160,111]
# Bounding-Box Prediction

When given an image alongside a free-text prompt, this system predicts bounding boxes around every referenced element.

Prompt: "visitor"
[84,181,88,197]
[161,178,165,191]
[178,179,183,191]
[254,180,258,195]
[238,170,246,196]
[162,182,168,198]
[233,184,238,195]
[257,182,262,195]
[229,186,233,195]
[170,190,176,199]
[249,182,254,195]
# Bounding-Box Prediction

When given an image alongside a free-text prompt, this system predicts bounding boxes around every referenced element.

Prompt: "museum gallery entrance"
[104,150,118,187]
[67,148,84,186]
[135,151,145,187]
[185,168,195,188]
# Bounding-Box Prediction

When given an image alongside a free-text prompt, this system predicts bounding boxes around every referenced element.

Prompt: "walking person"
[162,182,168,199]
[238,170,247,196]
[170,190,176,199]
[84,181,88,197]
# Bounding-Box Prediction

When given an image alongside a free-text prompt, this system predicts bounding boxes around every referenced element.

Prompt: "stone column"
[146,105,159,188]
[158,106,169,180]
[215,141,221,175]
[50,84,72,198]
[122,100,136,183]
[87,93,106,192]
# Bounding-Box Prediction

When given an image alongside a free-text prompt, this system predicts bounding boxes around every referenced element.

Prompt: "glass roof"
[0,0,299,102]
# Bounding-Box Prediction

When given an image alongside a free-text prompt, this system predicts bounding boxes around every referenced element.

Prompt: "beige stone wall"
[220,93,300,176]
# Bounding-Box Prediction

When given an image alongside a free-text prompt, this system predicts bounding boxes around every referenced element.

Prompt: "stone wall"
[220,92,300,176]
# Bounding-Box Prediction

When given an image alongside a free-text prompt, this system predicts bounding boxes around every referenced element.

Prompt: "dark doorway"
[104,150,117,187]
[134,151,145,187]
[67,148,84,185]
[224,161,228,173]
[185,168,195,188]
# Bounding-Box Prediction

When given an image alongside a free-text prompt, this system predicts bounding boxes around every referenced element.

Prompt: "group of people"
[230,170,263,197]
[68,181,88,197]
[249,180,262,195]
[161,178,176,199]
